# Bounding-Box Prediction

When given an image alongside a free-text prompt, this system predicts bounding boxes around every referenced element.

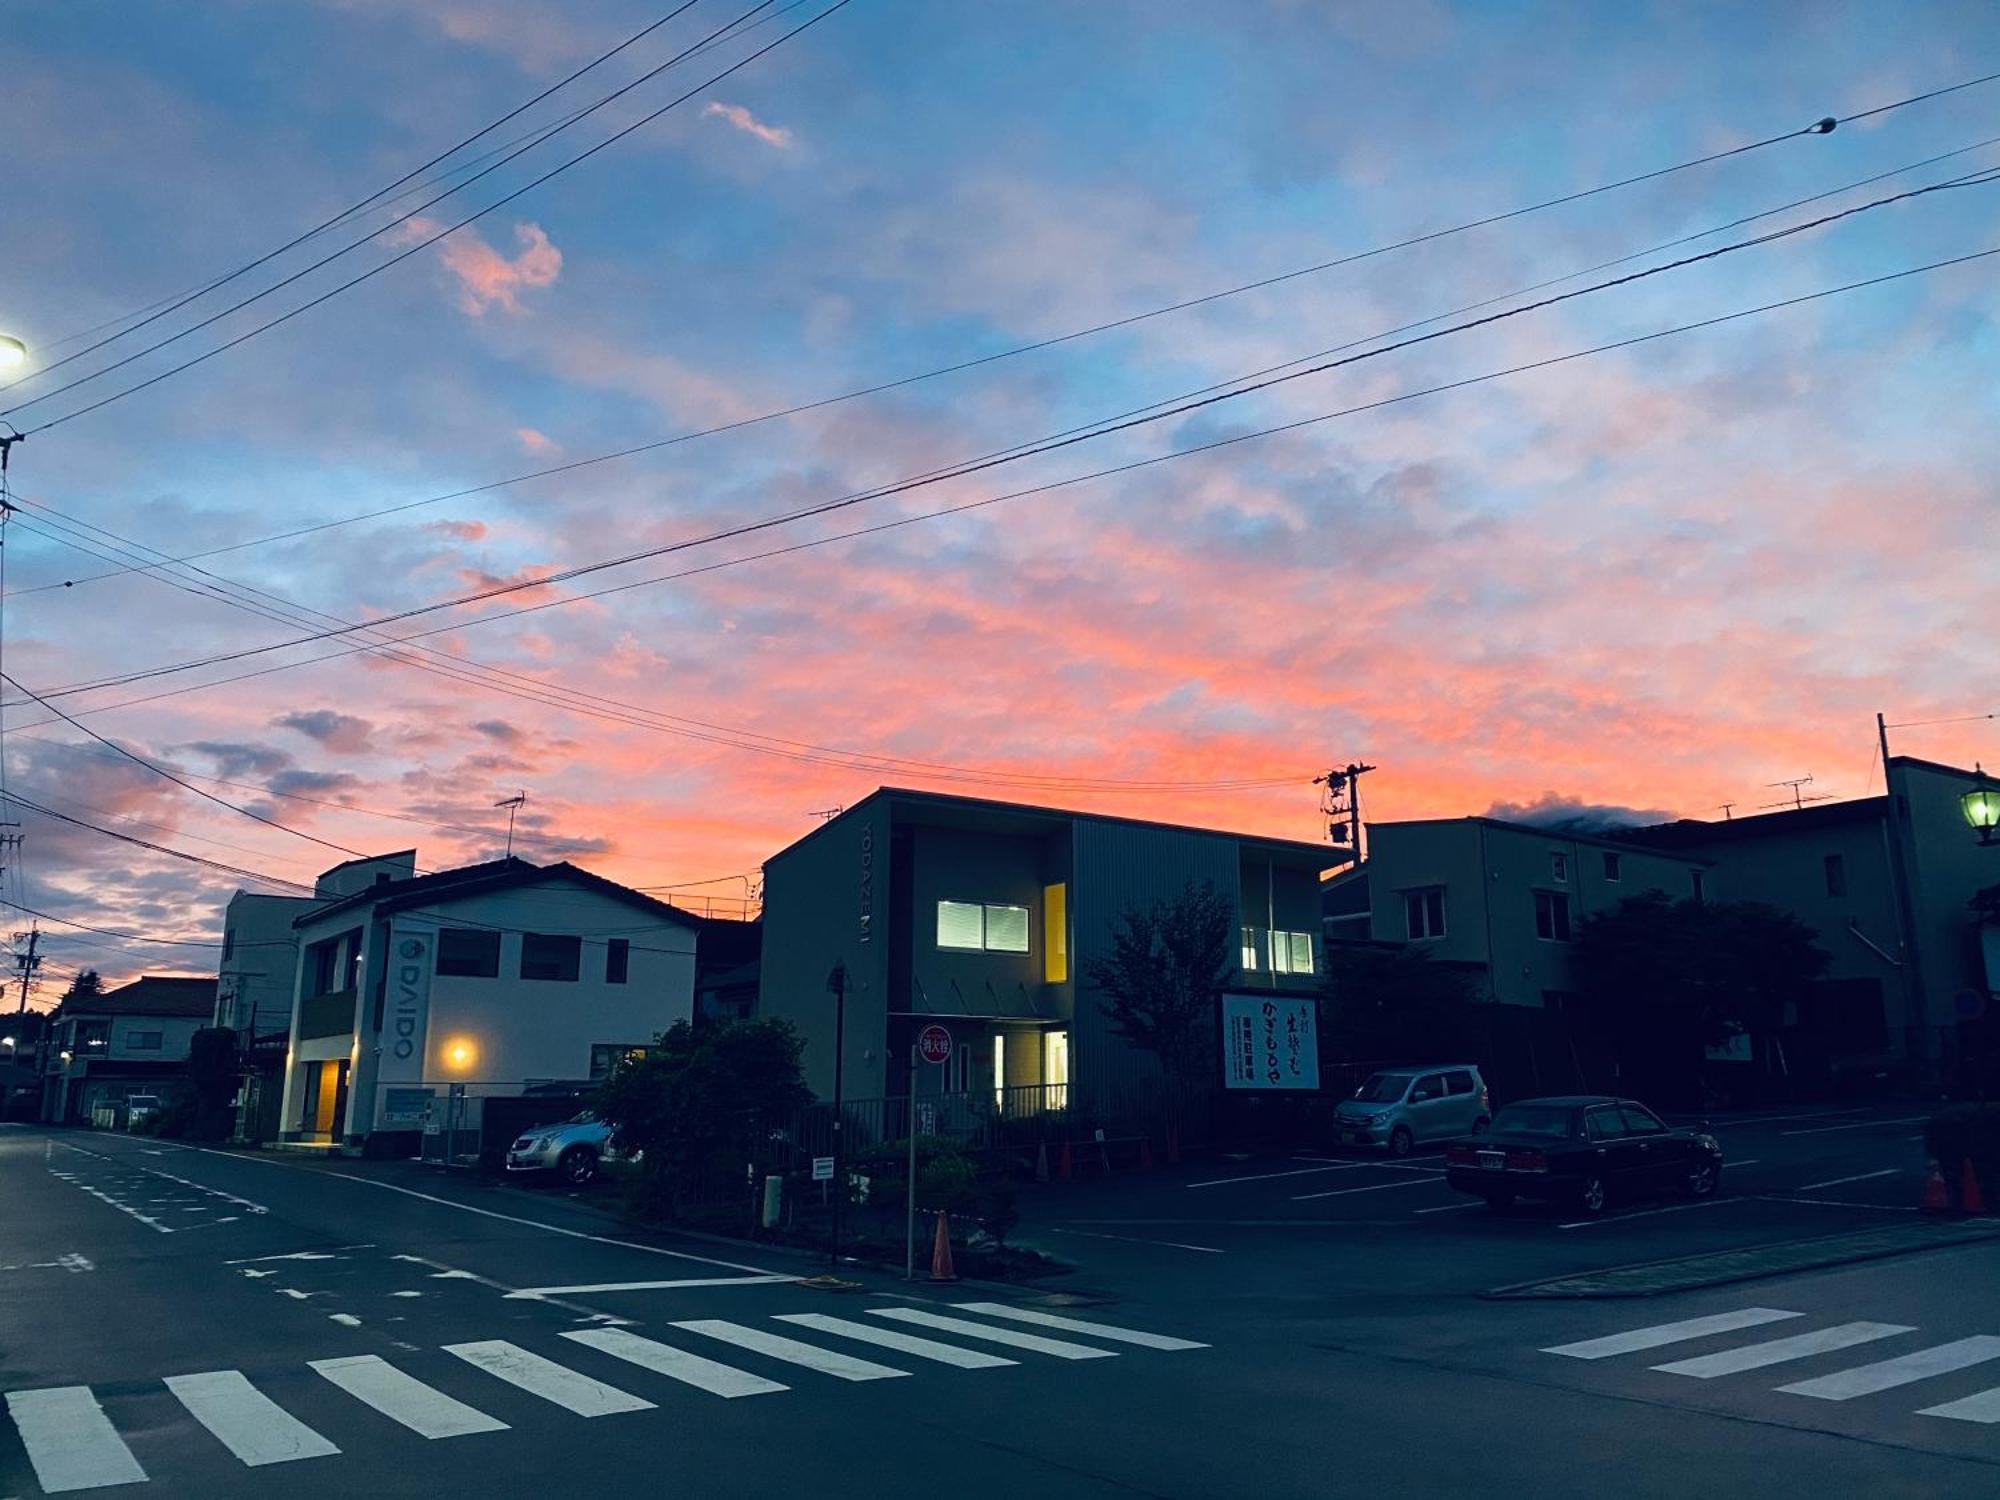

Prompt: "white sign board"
[812,1156,835,1182]
[1221,993,1320,1091]
[376,919,437,1092]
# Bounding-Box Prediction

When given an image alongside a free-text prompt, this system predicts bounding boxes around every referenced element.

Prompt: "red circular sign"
[917,1025,953,1064]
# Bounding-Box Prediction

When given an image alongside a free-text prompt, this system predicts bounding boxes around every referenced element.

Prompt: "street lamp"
[0,335,25,371]
[1964,768,2000,847]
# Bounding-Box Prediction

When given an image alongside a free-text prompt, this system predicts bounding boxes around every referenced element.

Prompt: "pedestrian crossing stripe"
[3,1304,1199,1490]
[1540,1306,2000,1427]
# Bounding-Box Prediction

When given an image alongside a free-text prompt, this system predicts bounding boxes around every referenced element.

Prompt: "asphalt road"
[3,1104,1996,1499]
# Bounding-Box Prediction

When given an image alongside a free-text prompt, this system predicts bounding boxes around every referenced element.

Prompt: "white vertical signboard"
[377,919,438,1098]
[1220,993,1320,1090]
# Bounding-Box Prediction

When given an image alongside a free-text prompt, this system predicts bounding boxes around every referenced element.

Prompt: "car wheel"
[1686,1158,1719,1198]
[1482,1192,1515,1212]
[558,1145,599,1186]
[1577,1174,1608,1215]
[1388,1126,1414,1158]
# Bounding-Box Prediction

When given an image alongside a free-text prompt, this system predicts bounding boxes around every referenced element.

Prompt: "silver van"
[1334,1065,1491,1156]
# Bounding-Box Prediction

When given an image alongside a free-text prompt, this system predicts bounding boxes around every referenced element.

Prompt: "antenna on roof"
[1716,802,1736,821]
[808,806,845,824]
[1760,775,1832,812]
[493,791,527,858]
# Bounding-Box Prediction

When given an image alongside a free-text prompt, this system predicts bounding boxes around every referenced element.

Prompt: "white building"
[276,855,700,1152]
[41,976,217,1124]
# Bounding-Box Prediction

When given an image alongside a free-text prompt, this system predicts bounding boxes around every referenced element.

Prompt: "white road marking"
[1754,1194,1921,1214]
[1557,1197,1741,1230]
[1652,1322,1913,1378]
[1781,1115,1931,1137]
[1291,1177,1440,1202]
[165,1370,339,1466]
[673,1319,909,1381]
[5,1386,149,1492]
[953,1302,1208,1350]
[51,1175,172,1234]
[1920,1385,2000,1424]
[503,1275,791,1299]
[445,1340,655,1416]
[1186,1163,1378,1188]
[227,1249,367,1265]
[1046,1227,1224,1254]
[276,1288,316,1300]
[560,1328,787,1398]
[1793,1168,1903,1192]
[329,1314,362,1327]
[776,1314,1018,1369]
[1777,1336,2000,1400]
[868,1308,1116,1360]
[1414,1202,1483,1214]
[389,1253,630,1324]
[310,1355,509,1438]
[1543,1308,1803,1360]
[392,1291,424,1298]
[1705,1108,1874,1128]
[164,1142,778,1275]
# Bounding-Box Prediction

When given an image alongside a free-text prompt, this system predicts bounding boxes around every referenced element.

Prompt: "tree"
[150,1026,239,1140]
[591,1018,811,1218]
[1083,880,1233,1088]
[59,970,104,1008]
[1320,945,1478,1063]
[1571,893,1830,1102]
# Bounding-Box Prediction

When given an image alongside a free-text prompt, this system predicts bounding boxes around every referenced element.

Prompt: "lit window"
[1271,930,1315,974]
[1043,1029,1069,1109]
[1241,926,1262,970]
[590,1043,647,1080]
[993,1033,1007,1107]
[1534,890,1572,942]
[936,901,1030,954]
[984,904,1030,954]
[1043,884,1068,983]
[1403,888,1446,940]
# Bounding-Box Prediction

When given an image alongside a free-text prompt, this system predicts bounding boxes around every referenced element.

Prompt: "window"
[1444,1070,1475,1096]
[1533,890,1571,942]
[126,1030,162,1051]
[1691,870,1706,903]
[993,1033,1007,1106]
[949,1042,971,1094]
[606,938,630,985]
[935,901,1030,954]
[1602,852,1622,882]
[1241,926,1261,971]
[1403,887,1446,940]
[1618,1105,1669,1136]
[590,1044,647,1080]
[1271,930,1314,974]
[1823,853,1847,898]
[1408,1073,1446,1102]
[1584,1106,1622,1141]
[1042,1029,1069,1108]
[1044,884,1068,983]
[436,928,501,978]
[520,933,581,982]
[1550,852,1569,884]
[307,930,361,995]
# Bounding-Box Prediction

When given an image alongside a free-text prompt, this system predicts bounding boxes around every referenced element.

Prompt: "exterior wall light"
[442,1037,477,1073]
[1965,769,2000,846]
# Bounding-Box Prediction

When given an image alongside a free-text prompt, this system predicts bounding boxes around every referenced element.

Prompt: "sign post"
[907,1025,952,1278]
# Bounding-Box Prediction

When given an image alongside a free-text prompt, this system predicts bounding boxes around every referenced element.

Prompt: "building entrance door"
[303,1059,348,1139]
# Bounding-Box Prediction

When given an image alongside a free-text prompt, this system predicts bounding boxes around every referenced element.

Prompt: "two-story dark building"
[757,788,1331,1122]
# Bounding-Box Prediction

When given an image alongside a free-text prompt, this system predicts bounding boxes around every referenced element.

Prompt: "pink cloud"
[703,100,793,149]
[431,221,562,316]
[516,426,558,455]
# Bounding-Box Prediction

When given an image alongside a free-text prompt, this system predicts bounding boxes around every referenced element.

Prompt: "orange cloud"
[432,221,562,316]
[703,100,793,149]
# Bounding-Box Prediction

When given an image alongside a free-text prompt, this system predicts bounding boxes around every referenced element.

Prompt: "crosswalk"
[3,1302,1206,1494]
[1542,1305,2000,1430]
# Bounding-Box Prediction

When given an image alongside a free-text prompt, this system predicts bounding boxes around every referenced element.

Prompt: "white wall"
[106,1014,204,1062]
[219,892,319,1036]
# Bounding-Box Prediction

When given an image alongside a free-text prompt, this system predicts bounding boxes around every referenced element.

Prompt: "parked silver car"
[505,1112,620,1185]
[1333,1065,1491,1156]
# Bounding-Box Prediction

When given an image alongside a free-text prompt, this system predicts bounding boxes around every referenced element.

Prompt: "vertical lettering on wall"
[858,826,873,944]
[377,920,438,1102]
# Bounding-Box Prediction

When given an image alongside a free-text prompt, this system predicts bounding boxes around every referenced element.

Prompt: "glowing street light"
[1964,768,2000,847]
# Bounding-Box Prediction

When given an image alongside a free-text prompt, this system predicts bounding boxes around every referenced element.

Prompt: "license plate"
[1478,1151,1505,1171]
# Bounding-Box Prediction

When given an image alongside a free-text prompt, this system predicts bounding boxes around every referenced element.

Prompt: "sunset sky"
[2,1,1997,995]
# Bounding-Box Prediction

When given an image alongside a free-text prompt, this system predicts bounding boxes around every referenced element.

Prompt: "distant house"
[276,855,703,1154]
[693,916,760,1025]
[40,975,217,1124]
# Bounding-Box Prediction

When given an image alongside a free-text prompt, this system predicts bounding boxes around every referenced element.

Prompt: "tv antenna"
[1761,775,1832,812]
[494,791,527,857]
[808,806,845,824]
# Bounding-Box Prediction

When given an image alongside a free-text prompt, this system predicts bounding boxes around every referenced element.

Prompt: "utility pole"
[1876,711,1933,1076]
[825,961,847,1268]
[1314,764,1376,865]
[13,924,40,1014]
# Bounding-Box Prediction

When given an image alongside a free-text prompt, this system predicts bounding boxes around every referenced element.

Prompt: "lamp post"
[825,961,846,1267]
[1964,769,2000,847]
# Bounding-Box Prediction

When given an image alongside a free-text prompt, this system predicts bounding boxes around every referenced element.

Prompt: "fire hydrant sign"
[1220,993,1320,1090]
[917,1025,953,1064]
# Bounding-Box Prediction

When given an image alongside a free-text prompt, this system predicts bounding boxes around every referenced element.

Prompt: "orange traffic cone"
[929,1211,958,1282]
[1922,1160,1952,1213]
[1961,1159,1987,1216]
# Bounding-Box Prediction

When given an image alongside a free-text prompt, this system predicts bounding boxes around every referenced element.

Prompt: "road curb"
[1483,1218,2000,1299]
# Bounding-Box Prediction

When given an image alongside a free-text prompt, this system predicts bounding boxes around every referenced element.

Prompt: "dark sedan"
[1444,1095,1723,1214]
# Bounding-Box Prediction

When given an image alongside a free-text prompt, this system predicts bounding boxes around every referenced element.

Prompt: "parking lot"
[1017,1102,1941,1293]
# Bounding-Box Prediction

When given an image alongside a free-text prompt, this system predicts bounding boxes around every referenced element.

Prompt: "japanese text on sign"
[1219,993,1320,1091]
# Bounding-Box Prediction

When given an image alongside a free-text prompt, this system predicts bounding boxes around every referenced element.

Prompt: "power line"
[14,241,1998,772]
[1,791,316,893]
[24,107,2000,598]
[24,169,1993,706]
[0,5,706,396]
[0,669,365,856]
[8,0,852,434]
